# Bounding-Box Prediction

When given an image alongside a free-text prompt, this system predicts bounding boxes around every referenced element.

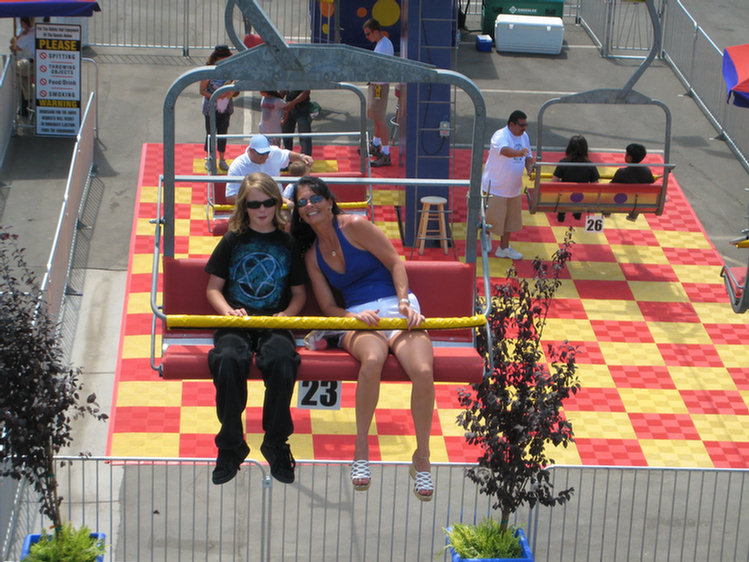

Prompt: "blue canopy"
[723,43,749,108]
[0,0,101,18]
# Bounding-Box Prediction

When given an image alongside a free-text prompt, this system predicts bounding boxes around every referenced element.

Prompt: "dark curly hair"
[290,176,343,254]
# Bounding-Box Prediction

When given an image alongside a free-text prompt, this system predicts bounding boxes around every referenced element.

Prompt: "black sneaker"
[260,442,296,484]
[212,441,250,485]
[370,153,391,168]
[357,143,382,156]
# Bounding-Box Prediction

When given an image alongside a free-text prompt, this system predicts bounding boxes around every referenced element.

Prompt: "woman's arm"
[206,274,247,316]
[276,284,306,317]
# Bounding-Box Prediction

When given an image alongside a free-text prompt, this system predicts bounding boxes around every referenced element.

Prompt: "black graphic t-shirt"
[205,229,307,315]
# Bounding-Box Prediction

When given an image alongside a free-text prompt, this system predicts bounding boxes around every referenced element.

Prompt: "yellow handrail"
[166,314,486,331]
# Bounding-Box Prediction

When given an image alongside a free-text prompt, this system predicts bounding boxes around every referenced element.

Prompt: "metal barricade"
[4,458,748,562]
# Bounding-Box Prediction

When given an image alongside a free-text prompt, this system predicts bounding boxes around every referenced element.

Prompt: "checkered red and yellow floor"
[107,142,749,469]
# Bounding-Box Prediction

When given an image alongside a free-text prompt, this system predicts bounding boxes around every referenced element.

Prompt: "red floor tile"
[575,438,647,466]
[629,412,700,440]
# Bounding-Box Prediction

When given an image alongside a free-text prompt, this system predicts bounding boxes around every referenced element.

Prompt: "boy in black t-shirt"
[205,172,307,485]
[612,143,655,221]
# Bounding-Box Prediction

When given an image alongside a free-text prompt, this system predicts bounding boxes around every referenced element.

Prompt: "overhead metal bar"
[163,0,486,261]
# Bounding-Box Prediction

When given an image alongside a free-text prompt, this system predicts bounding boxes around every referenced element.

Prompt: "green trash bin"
[482,0,564,36]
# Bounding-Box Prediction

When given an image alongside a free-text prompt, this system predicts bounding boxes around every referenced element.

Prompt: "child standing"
[259,91,287,146]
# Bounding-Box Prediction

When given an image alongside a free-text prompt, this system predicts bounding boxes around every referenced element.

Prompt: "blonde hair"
[228,172,286,233]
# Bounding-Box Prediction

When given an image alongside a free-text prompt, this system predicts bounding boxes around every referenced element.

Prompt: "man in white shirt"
[225,134,313,204]
[481,110,535,260]
[363,18,394,168]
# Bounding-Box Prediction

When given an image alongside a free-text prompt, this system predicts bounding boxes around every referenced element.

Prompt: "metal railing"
[660,0,749,173]
[577,0,749,173]
[87,0,329,54]
[38,92,97,324]
[3,458,748,562]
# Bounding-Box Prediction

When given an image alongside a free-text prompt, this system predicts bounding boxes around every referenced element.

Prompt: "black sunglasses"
[245,198,276,209]
[296,194,324,208]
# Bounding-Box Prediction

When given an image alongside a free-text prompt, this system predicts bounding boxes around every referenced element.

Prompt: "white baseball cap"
[249,134,272,154]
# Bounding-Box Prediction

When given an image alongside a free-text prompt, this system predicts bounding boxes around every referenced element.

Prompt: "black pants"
[282,106,312,156]
[204,111,232,154]
[208,329,299,450]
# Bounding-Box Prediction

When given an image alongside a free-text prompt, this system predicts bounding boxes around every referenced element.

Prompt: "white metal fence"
[577,0,749,173]
[87,0,326,54]
[3,457,748,562]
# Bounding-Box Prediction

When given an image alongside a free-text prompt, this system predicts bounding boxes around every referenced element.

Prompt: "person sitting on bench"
[290,176,436,502]
[553,135,599,223]
[612,143,655,222]
[205,172,307,485]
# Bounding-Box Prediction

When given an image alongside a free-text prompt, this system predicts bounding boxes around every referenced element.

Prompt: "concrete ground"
[1,5,748,557]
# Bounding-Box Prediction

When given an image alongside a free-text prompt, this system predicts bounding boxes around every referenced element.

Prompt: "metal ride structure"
[529,0,674,219]
[162,0,487,263]
[152,0,494,382]
[721,219,749,313]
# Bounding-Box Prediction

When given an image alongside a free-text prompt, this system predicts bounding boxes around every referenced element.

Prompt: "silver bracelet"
[399,298,410,305]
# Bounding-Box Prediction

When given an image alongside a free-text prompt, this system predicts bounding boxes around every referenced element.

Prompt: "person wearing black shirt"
[205,172,307,485]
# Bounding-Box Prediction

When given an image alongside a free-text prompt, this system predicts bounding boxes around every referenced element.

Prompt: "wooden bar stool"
[413,195,453,256]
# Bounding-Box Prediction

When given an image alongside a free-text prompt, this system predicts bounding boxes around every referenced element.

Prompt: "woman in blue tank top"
[291,176,435,501]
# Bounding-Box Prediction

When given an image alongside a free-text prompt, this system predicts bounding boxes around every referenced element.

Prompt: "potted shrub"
[0,228,108,561]
[446,230,580,561]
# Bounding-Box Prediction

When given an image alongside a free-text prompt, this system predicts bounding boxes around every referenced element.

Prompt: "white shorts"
[346,293,421,341]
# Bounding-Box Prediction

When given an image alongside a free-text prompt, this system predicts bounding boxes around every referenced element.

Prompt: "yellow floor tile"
[639,439,713,468]
[122,334,154,360]
[667,367,736,391]
[118,381,183,407]
[110,433,180,458]
[582,299,645,321]
[646,322,711,344]
[714,344,749,368]
[544,318,596,341]
[653,230,712,249]
[628,281,689,302]
[566,411,636,439]
[180,406,220,434]
[599,342,665,366]
[692,414,749,442]
[618,388,688,414]
[610,244,669,264]
[568,261,625,281]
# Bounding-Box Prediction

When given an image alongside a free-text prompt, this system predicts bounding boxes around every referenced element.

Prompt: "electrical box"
[482,0,564,36]
[494,14,564,55]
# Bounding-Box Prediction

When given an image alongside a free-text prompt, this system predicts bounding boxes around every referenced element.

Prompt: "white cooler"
[494,14,564,55]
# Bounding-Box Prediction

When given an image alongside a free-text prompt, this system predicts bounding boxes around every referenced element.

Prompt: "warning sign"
[35,24,81,137]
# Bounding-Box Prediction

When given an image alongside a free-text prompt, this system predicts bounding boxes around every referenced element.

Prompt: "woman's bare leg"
[390,331,435,470]
[343,330,389,463]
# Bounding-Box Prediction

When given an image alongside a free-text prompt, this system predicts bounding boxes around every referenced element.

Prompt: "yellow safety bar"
[166,314,487,331]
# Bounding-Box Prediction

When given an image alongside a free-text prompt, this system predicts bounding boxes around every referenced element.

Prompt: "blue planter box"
[20,532,106,561]
[448,527,533,562]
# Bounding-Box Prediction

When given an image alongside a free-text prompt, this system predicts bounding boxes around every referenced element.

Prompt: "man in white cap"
[225,134,314,204]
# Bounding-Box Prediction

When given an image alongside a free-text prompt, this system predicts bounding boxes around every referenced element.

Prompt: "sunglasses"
[296,194,324,208]
[245,198,276,209]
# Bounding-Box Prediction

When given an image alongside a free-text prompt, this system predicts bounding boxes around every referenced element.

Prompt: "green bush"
[24,523,105,562]
[445,519,521,559]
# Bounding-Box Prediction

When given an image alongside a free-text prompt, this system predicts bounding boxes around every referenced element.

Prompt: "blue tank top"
[316,219,396,307]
